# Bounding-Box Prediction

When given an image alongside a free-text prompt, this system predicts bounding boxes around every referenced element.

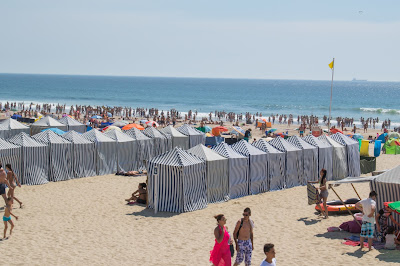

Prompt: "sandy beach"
[1,136,400,265]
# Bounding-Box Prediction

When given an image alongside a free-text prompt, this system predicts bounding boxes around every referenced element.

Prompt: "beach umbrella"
[122,123,145,131]
[388,201,400,215]
[146,121,159,127]
[11,114,22,119]
[140,119,148,123]
[214,126,228,132]
[41,128,66,135]
[107,112,112,117]
[102,126,121,133]
[112,120,129,127]
[389,132,400,139]
[352,133,363,140]
[91,115,102,119]
[231,126,245,136]
[267,128,277,134]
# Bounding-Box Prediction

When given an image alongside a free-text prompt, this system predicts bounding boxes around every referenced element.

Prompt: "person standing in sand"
[233,207,254,266]
[308,169,329,218]
[355,191,377,251]
[6,164,23,208]
[3,197,18,239]
[210,214,232,266]
[0,164,11,205]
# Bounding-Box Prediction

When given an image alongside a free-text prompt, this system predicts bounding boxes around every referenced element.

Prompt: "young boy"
[3,197,18,239]
[260,243,276,266]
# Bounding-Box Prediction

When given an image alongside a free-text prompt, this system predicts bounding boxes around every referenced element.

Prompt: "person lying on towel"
[125,183,147,205]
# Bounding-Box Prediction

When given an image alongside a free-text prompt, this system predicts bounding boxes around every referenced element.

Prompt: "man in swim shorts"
[356,191,377,251]
[233,207,254,266]
[0,164,11,205]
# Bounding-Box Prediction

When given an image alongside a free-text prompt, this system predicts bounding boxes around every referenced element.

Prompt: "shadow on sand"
[126,207,180,218]
[297,217,323,225]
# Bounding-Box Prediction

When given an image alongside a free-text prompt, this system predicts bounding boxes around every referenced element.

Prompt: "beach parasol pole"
[328,58,335,131]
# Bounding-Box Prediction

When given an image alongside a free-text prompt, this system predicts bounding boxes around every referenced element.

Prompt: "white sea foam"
[360,107,400,114]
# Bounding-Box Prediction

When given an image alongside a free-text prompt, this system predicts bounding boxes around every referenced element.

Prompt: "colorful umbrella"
[266,128,277,134]
[214,126,228,132]
[42,128,66,135]
[102,126,121,133]
[140,119,148,123]
[122,123,145,131]
[231,126,245,136]
[388,201,400,215]
[91,115,102,119]
[146,121,159,127]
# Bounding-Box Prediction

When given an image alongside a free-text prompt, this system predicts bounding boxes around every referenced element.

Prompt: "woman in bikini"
[6,164,23,208]
[308,169,329,218]
[125,183,147,204]
[3,197,18,239]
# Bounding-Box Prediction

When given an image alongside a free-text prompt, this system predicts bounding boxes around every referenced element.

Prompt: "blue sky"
[1,1,399,81]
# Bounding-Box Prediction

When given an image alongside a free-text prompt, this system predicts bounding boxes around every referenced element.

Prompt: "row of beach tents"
[146,133,361,213]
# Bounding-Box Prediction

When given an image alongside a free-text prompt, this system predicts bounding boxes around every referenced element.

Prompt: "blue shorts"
[235,239,252,265]
[360,221,374,239]
[3,216,11,222]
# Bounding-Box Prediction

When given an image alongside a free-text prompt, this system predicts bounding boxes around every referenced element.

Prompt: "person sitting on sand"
[6,164,23,208]
[376,205,400,242]
[308,169,329,218]
[125,183,147,204]
[384,226,397,250]
[3,197,18,239]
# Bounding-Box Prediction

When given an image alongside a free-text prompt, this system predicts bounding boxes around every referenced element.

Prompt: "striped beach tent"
[124,128,154,170]
[58,116,86,133]
[318,135,347,180]
[253,139,286,190]
[143,127,170,156]
[8,132,48,185]
[213,142,249,199]
[62,131,96,178]
[370,167,400,224]
[30,116,67,135]
[303,135,333,180]
[160,125,189,150]
[82,129,117,175]
[0,118,30,139]
[177,124,206,148]
[32,130,73,182]
[331,133,361,177]
[0,138,21,178]
[104,129,137,172]
[187,144,229,203]
[147,147,207,213]
[287,135,318,183]
[231,140,268,194]
[269,137,303,188]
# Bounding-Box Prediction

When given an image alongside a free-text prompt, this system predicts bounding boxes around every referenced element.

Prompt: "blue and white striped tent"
[187,144,229,203]
[30,116,67,135]
[62,130,96,178]
[160,125,189,150]
[0,138,21,178]
[32,130,73,182]
[269,137,303,188]
[8,132,49,185]
[331,133,360,177]
[213,142,249,199]
[177,124,206,148]
[303,135,333,180]
[253,139,286,190]
[82,129,117,175]
[143,127,171,157]
[287,135,318,184]
[0,118,30,139]
[231,140,268,194]
[124,128,154,171]
[104,129,137,172]
[58,116,86,133]
[319,134,347,180]
[147,147,207,213]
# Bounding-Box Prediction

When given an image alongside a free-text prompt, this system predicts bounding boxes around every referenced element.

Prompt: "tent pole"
[351,183,361,200]
[329,185,361,227]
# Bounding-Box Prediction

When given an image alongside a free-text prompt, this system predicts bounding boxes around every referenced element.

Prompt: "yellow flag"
[328,60,334,69]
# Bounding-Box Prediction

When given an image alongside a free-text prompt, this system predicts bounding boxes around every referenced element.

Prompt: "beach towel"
[342,240,368,247]
[307,183,318,205]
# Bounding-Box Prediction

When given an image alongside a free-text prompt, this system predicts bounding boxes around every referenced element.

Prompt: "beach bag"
[230,244,234,257]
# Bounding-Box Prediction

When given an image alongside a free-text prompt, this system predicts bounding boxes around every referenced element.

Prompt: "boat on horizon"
[352,78,367,82]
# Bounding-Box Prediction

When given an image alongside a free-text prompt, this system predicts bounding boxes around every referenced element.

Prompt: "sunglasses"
[243,213,249,216]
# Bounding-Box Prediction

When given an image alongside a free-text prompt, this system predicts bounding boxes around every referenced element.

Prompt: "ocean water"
[1,73,400,124]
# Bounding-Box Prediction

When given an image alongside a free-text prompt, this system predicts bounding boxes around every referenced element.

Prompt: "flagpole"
[328,58,335,131]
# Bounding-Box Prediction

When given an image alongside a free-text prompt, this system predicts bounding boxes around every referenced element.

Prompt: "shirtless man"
[233,207,254,266]
[0,164,11,205]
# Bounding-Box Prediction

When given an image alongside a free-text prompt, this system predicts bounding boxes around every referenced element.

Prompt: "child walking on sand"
[3,197,18,239]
